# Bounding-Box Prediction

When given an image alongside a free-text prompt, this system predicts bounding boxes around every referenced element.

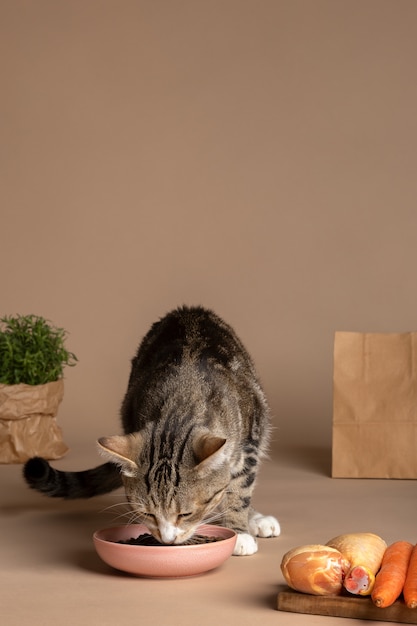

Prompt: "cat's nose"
[159,522,178,544]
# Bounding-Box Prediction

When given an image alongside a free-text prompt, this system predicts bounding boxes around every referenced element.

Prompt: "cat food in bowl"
[93,523,237,578]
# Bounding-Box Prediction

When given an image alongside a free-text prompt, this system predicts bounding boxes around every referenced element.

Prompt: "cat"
[23,306,280,555]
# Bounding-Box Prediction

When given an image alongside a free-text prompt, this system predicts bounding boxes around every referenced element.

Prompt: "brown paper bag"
[0,380,68,463]
[332,331,417,479]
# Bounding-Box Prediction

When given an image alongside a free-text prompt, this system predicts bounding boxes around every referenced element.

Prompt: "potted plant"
[0,314,77,463]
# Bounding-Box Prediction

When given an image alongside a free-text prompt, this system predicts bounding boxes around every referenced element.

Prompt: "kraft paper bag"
[0,380,68,463]
[332,331,417,479]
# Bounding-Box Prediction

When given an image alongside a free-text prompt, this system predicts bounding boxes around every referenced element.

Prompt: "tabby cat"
[24,306,280,555]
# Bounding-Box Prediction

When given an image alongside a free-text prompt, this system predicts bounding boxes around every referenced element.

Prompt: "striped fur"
[24,306,280,554]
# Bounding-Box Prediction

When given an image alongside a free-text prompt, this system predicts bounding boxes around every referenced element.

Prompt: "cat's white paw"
[233,532,258,556]
[249,512,281,538]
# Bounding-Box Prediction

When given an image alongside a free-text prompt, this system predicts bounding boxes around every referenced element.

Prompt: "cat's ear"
[97,434,140,477]
[193,434,229,474]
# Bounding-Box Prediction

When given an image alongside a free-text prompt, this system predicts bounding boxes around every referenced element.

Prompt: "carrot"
[403,544,417,609]
[371,541,413,608]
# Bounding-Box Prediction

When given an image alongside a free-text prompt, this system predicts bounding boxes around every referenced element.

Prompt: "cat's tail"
[23,457,123,498]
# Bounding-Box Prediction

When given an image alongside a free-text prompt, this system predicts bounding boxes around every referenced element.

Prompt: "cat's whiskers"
[99,501,132,523]
[99,498,150,527]
[127,509,149,526]
[101,500,126,511]
[202,503,228,526]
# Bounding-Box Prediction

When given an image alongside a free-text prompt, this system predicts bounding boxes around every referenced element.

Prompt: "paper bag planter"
[0,380,68,463]
[0,315,76,464]
[332,331,417,479]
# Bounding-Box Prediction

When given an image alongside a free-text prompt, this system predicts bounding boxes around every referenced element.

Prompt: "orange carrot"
[371,541,413,608]
[403,544,417,609]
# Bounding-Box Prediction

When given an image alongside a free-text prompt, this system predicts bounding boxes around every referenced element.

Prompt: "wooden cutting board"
[277,588,417,624]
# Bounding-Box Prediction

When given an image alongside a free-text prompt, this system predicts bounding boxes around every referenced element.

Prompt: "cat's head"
[98,429,231,544]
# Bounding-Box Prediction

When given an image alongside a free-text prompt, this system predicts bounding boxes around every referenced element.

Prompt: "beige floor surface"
[1,440,416,626]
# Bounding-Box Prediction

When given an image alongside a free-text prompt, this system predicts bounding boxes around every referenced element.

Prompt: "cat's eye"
[142,513,156,520]
[177,512,193,519]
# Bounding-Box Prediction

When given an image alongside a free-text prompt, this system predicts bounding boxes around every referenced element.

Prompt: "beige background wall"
[2,0,417,452]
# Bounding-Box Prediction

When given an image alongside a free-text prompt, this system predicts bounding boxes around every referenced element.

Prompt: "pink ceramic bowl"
[93,523,237,578]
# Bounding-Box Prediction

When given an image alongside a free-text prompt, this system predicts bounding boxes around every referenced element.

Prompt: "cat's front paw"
[249,512,281,538]
[233,532,258,556]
